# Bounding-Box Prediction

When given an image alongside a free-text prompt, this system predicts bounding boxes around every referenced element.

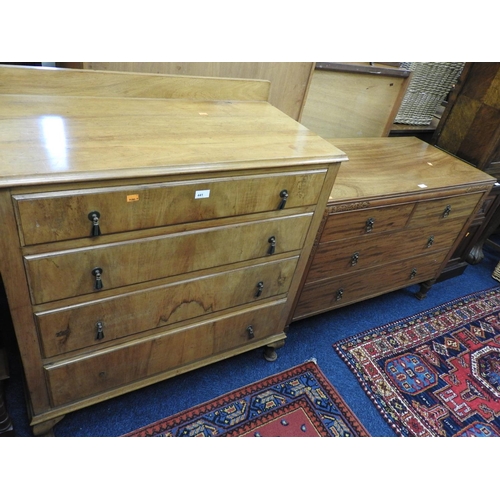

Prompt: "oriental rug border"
[124,360,368,437]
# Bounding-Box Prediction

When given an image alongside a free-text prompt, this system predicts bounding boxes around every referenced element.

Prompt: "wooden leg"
[467,243,486,265]
[263,339,285,362]
[32,415,65,437]
[415,280,435,300]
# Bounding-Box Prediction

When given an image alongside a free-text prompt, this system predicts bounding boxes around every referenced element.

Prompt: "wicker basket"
[394,62,465,125]
[493,261,500,283]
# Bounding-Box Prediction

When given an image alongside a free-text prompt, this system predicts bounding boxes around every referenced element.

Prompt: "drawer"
[44,301,287,407]
[14,170,326,245]
[25,213,312,304]
[307,218,466,283]
[293,250,449,320]
[321,204,414,243]
[36,257,299,358]
[408,193,482,227]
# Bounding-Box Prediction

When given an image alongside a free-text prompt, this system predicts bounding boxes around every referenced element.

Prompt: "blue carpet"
[3,245,500,437]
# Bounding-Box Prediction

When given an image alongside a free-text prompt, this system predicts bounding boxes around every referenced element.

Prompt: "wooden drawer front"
[321,204,413,243]
[308,218,466,283]
[14,170,326,245]
[25,213,312,304]
[36,257,298,358]
[45,301,286,407]
[408,193,482,227]
[294,250,449,320]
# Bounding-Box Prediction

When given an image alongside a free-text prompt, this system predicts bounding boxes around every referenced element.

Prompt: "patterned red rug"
[334,287,500,437]
[124,361,369,437]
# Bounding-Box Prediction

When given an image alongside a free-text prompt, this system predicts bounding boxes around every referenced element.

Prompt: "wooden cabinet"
[432,63,500,266]
[0,66,346,435]
[433,62,500,178]
[291,137,495,322]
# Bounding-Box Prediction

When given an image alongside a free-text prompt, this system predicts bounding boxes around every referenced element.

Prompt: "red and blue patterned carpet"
[125,360,369,437]
[334,287,500,437]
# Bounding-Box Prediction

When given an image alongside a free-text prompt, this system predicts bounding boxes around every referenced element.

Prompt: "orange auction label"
[127,194,140,202]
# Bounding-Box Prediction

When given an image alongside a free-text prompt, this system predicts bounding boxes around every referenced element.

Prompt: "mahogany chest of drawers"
[292,137,496,322]
[0,66,346,435]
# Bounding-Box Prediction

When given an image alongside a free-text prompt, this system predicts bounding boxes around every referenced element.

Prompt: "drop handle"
[92,267,103,290]
[442,205,451,218]
[95,321,104,340]
[410,268,417,279]
[351,252,360,266]
[278,189,289,210]
[255,281,264,297]
[88,211,102,237]
[335,288,344,301]
[267,236,276,255]
[365,217,375,233]
[247,325,255,340]
[427,235,435,248]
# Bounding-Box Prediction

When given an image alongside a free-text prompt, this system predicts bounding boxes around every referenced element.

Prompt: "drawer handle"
[442,205,452,218]
[255,281,264,297]
[410,268,417,279]
[247,325,255,339]
[351,252,360,266]
[92,267,103,290]
[365,218,375,233]
[427,235,435,248]
[95,321,104,340]
[336,288,344,301]
[268,236,276,255]
[88,211,102,237]
[278,189,289,210]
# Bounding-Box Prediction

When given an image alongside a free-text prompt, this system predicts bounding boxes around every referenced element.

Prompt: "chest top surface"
[0,94,347,188]
[328,137,496,203]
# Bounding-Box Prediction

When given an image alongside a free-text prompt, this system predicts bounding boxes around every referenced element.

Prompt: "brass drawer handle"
[267,236,276,255]
[442,205,451,218]
[255,281,264,297]
[336,288,344,301]
[92,267,103,290]
[351,252,360,266]
[365,217,375,233]
[410,268,417,279]
[88,211,102,237]
[278,189,289,210]
[427,235,435,248]
[95,321,104,340]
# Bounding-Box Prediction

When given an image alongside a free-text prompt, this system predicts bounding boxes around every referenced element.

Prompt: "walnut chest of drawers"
[291,137,496,322]
[0,66,346,435]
